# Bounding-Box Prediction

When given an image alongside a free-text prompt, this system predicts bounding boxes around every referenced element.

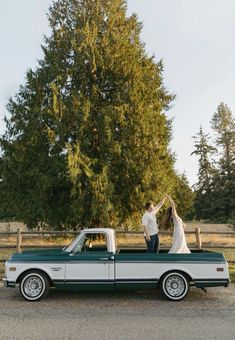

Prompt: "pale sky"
[0,0,235,185]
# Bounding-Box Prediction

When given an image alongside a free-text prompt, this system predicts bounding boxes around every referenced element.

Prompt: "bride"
[162,194,191,254]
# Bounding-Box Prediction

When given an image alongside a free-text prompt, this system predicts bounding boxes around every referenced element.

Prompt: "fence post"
[16,228,22,253]
[195,227,202,250]
[6,222,10,231]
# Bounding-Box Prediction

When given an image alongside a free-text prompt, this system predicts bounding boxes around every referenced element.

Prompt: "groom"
[141,196,166,253]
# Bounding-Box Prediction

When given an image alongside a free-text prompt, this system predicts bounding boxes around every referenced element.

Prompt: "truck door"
[65,232,115,291]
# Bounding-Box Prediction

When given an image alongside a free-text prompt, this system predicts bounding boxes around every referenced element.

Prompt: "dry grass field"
[1,221,234,247]
[0,222,25,232]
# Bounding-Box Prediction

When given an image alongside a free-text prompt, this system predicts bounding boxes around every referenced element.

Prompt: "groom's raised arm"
[152,197,166,214]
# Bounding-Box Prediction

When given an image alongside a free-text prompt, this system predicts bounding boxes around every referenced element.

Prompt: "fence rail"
[0,227,234,264]
[1,230,235,235]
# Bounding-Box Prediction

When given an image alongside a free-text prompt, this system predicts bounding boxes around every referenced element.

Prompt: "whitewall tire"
[161,272,189,301]
[19,271,50,301]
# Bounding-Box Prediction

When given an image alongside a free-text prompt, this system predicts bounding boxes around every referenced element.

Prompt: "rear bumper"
[194,278,230,288]
[2,278,15,288]
[225,279,230,288]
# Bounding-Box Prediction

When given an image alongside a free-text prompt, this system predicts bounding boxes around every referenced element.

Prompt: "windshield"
[64,232,109,253]
[63,232,82,252]
[71,234,86,253]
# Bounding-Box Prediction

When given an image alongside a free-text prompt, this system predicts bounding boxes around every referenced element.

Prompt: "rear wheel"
[19,271,50,301]
[161,272,189,301]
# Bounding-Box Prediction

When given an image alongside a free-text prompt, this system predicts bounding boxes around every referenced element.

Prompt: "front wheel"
[19,271,50,301]
[161,272,189,301]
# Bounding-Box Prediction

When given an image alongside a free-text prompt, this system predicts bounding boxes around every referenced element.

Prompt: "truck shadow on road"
[2,285,232,305]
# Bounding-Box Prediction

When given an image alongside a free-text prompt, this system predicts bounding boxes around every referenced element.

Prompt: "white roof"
[81,228,114,234]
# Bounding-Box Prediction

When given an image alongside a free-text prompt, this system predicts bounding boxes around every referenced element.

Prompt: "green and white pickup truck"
[3,228,230,301]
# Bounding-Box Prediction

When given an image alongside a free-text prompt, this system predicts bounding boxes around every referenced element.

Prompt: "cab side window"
[81,233,108,252]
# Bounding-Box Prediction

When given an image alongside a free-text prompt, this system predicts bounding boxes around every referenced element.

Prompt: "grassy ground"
[206,247,235,283]
[230,265,235,282]
[0,249,12,280]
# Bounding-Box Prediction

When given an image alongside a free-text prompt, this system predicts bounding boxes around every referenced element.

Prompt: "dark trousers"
[145,234,159,253]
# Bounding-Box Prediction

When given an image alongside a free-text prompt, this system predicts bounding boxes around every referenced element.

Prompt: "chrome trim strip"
[115,261,226,264]
[65,281,114,285]
[195,280,228,282]
[115,280,158,284]
[54,278,159,283]
[8,261,112,264]
[7,260,226,264]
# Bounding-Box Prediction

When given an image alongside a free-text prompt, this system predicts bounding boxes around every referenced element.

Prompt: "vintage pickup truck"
[3,228,230,301]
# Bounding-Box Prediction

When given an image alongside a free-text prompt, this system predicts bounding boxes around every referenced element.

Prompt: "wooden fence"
[0,227,235,264]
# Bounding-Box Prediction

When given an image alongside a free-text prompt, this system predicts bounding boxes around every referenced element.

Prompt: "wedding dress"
[168,215,191,253]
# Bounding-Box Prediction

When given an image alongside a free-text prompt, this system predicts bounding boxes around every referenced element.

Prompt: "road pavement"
[0,284,234,340]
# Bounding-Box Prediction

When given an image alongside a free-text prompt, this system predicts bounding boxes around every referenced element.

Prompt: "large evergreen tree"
[0,0,192,229]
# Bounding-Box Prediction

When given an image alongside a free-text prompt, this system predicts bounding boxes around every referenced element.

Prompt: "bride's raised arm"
[152,196,166,214]
[165,194,178,218]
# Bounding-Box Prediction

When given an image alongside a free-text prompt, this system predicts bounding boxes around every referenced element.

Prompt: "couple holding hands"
[142,194,191,254]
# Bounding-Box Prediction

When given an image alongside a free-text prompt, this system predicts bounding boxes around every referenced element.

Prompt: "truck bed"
[118,248,211,254]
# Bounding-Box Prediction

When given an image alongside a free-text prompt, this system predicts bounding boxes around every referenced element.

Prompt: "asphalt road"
[0,284,235,340]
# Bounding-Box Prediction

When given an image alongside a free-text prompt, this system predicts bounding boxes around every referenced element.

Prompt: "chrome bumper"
[2,278,15,288]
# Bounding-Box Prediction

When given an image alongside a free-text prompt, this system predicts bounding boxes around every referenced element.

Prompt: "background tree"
[192,104,235,222]
[191,126,217,220]
[0,0,193,229]
[210,103,235,222]
[173,173,195,220]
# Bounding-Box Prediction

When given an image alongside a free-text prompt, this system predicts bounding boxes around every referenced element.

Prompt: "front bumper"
[2,278,15,288]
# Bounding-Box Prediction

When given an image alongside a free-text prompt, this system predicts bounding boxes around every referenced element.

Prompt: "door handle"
[99,257,110,261]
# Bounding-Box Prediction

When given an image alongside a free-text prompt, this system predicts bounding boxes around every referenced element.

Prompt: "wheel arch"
[158,269,193,286]
[16,268,54,287]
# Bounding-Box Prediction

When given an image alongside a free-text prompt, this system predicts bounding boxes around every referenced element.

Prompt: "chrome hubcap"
[24,276,43,297]
[165,275,185,297]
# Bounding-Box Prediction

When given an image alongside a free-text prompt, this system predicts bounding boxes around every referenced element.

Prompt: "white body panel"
[65,262,113,280]
[5,258,229,284]
[115,262,229,280]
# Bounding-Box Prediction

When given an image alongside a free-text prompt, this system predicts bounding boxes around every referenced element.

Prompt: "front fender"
[5,261,65,284]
